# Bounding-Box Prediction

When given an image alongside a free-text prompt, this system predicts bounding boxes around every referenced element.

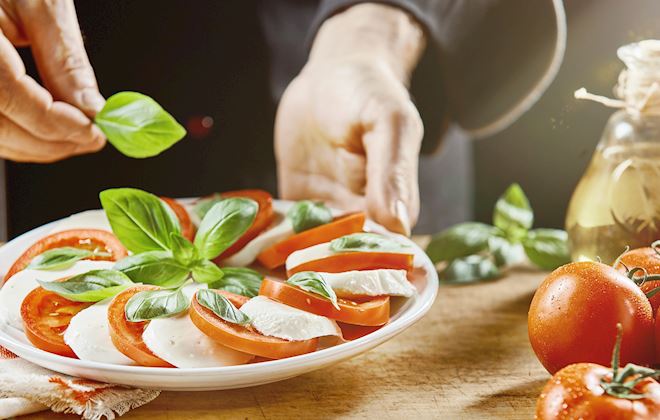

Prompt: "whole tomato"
[614,246,660,316]
[528,261,655,374]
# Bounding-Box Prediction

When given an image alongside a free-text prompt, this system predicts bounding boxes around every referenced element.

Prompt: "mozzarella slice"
[240,296,341,341]
[221,213,294,267]
[319,269,415,298]
[50,210,112,233]
[0,260,115,331]
[285,241,414,272]
[63,298,135,365]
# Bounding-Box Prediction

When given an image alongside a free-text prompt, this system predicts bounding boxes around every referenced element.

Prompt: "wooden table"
[23,267,550,419]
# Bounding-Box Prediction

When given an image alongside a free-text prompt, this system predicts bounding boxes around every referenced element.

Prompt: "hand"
[275,4,426,235]
[0,0,105,163]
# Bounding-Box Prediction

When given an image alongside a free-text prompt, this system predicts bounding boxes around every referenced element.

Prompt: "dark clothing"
[4,0,563,238]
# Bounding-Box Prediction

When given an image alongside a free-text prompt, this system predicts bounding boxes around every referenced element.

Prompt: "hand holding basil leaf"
[113,251,190,288]
[94,92,186,159]
[330,233,407,253]
[125,287,189,322]
[100,188,181,253]
[287,201,332,233]
[287,271,339,309]
[194,198,258,260]
[37,270,133,302]
[28,247,111,271]
[196,289,251,325]
[208,267,263,297]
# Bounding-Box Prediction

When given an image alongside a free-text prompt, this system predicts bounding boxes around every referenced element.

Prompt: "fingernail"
[81,89,105,115]
[394,200,411,237]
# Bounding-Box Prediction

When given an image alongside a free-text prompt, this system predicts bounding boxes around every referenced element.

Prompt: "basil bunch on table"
[426,183,570,284]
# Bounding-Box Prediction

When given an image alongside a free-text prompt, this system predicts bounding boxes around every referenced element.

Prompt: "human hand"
[0,0,105,163]
[275,4,425,235]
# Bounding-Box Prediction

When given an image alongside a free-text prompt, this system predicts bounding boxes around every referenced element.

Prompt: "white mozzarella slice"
[240,296,341,341]
[49,210,112,233]
[319,269,415,298]
[222,213,294,267]
[286,242,334,272]
[63,299,135,365]
[0,260,115,331]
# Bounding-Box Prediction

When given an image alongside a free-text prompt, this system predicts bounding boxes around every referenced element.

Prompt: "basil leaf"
[28,247,105,271]
[170,232,198,266]
[125,288,189,322]
[522,229,571,270]
[330,233,407,253]
[209,267,263,298]
[439,255,500,284]
[194,198,258,260]
[287,200,332,233]
[493,183,533,239]
[113,251,190,288]
[191,259,224,284]
[94,92,186,159]
[287,271,339,309]
[100,188,181,253]
[193,194,223,221]
[196,289,251,325]
[425,223,498,264]
[37,269,133,302]
[488,236,525,268]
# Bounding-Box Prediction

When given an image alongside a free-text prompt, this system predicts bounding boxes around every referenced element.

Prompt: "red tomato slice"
[189,290,318,359]
[259,278,390,326]
[160,197,196,242]
[287,252,413,277]
[337,322,384,340]
[4,229,128,283]
[21,286,92,358]
[107,285,173,368]
[257,213,366,269]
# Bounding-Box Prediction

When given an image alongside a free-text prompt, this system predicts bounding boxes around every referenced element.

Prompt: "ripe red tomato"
[615,246,660,316]
[528,261,655,374]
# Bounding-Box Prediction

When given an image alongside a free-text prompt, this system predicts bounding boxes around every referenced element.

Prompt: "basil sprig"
[113,251,191,288]
[426,183,570,283]
[94,92,186,159]
[330,233,407,253]
[193,194,223,220]
[194,198,258,260]
[287,201,332,233]
[287,271,339,309]
[196,289,251,325]
[124,287,189,322]
[209,267,263,298]
[28,247,111,271]
[37,269,133,302]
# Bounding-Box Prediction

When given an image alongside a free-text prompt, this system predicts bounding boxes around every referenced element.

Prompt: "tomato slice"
[21,286,92,358]
[107,285,173,367]
[287,252,413,277]
[259,278,390,326]
[189,290,318,359]
[257,213,366,269]
[337,322,384,340]
[160,197,195,242]
[4,229,128,283]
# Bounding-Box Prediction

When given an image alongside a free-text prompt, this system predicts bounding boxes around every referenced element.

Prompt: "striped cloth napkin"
[0,346,159,419]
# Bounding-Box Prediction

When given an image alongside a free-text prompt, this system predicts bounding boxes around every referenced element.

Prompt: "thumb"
[363,101,423,236]
[15,0,104,117]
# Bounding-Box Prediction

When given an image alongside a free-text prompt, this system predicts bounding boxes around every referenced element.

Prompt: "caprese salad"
[0,188,420,368]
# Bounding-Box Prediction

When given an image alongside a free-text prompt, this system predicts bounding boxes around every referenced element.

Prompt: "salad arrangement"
[0,188,419,368]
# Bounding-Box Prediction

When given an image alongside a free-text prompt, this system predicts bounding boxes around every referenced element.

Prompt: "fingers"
[362,100,423,236]
[15,0,104,117]
[0,31,105,149]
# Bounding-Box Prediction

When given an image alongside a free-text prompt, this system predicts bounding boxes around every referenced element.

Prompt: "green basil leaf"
[193,194,223,221]
[94,92,186,159]
[287,200,332,233]
[194,198,258,260]
[170,232,198,266]
[330,233,407,253]
[195,289,251,325]
[191,259,224,284]
[522,229,571,270]
[113,251,190,288]
[100,188,181,253]
[439,255,500,284]
[493,183,533,239]
[209,267,263,298]
[28,247,104,271]
[425,223,498,264]
[37,269,133,302]
[287,271,339,309]
[488,236,525,268]
[125,288,189,322]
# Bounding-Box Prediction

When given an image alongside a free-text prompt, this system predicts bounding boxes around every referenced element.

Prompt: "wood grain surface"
[22,267,550,419]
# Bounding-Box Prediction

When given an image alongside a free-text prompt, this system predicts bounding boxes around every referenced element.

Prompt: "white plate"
[0,204,438,390]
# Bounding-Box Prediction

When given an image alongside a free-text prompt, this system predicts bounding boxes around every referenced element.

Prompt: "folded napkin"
[0,346,159,419]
